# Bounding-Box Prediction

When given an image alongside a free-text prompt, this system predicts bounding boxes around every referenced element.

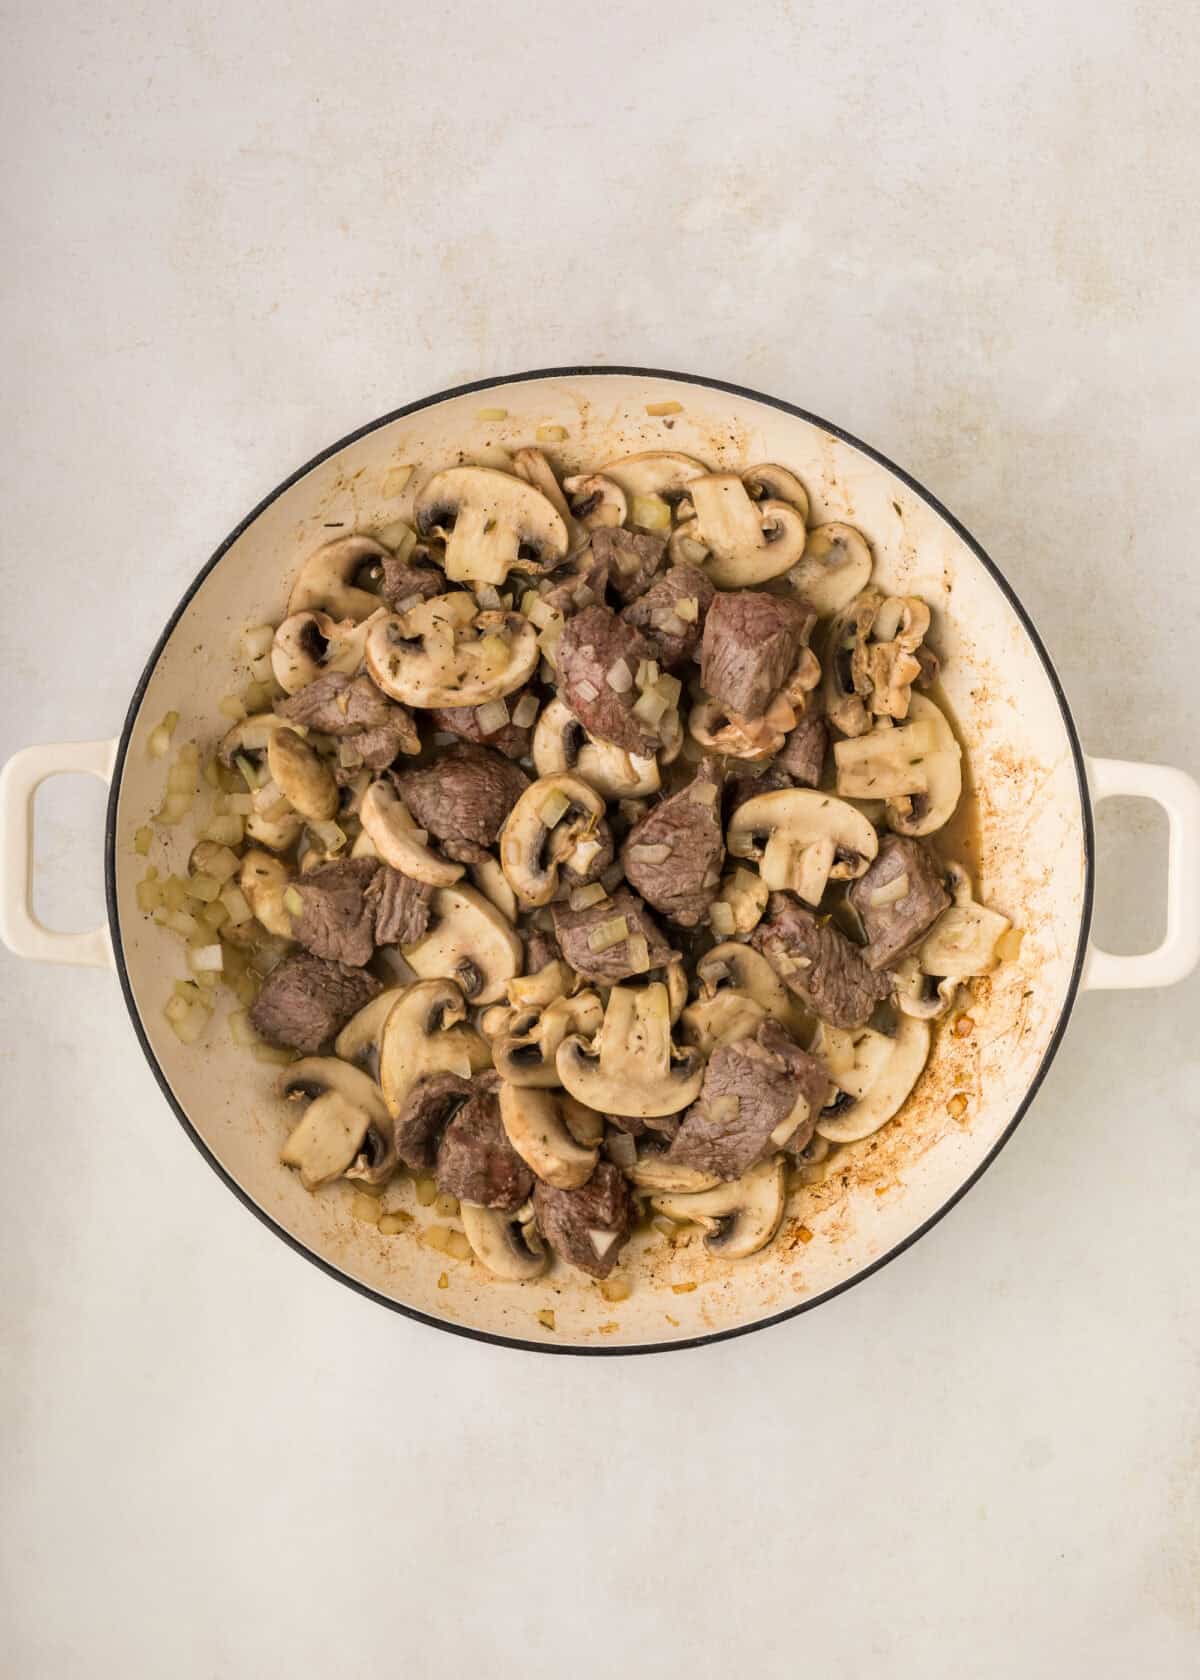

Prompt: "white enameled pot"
[4,369,1199,1354]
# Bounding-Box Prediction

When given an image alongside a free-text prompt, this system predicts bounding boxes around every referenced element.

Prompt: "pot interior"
[110,371,1088,1350]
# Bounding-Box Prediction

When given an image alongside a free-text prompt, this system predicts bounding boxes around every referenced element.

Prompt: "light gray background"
[2,2,1198,1676]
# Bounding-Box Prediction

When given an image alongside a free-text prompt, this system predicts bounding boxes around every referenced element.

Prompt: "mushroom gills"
[460,1201,547,1280]
[650,1156,786,1259]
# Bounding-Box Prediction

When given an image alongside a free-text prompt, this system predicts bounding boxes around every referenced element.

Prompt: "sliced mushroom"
[401,883,523,1005]
[493,991,604,1086]
[887,696,962,837]
[688,699,788,762]
[511,447,573,530]
[919,863,1011,978]
[727,789,879,906]
[288,535,391,622]
[271,609,384,695]
[217,712,293,769]
[741,463,810,522]
[507,960,574,1010]
[625,1154,720,1194]
[239,849,295,938]
[650,1155,786,1259]
[597,452,707,505]
[561,472,627,529]
[265,726,338,823]
[358,780,463,886]
[814,1014,931,1142]
[333,985,406,1078]
[377,978,491,1119]
[533,697,662,799]
[823,588,934,732]
[670,473,806,587]
[499,1083,601,1189]
[679,989,768,1055]
[279,1058,390,1190]
[892,954,959,1020]
[556,981,704,1118]
[414,466,568,586]
[460,1200,548,1280]
[787,523,873,617]
[499,772,608,908]
[365,593,538,708]
[469,856,518,923]
[695,942,810,1039]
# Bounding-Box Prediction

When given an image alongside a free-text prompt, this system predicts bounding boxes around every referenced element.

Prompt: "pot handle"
[1082,755,1200,990]
[0,739,118,968]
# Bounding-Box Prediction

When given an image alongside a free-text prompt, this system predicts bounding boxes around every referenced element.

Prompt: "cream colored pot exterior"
[3,370,1199,1352]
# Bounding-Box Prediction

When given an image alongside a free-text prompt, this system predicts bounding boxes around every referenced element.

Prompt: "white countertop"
[3,3,1198,1675]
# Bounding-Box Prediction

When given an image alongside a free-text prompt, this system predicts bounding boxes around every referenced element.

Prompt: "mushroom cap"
[288,535,391,623]
[561,472,627,529]
[512,447,573,531]
[415,466,568,586]
[696,941,810,1038]
[333,984,407,1077]
[672,473,806,587]
[532,697,662,800]
[498,772,608,908]
[742,463,810,522]
[625,1154,721,1194]
[377,978,491,1120]
[814,1014,931,1142]
[499,1082,601,1189]
[217,712,293,768]
[359,780,464,887]
[271,609,384,695]
[679,990,768,1056]
[265,727,339,823]
[555,981,705,1119]
[365,594,539,708]
[400,883,523,1005]
[468,856,519,924]
[885,695,963,837]
[650,1154,786,1259]
[239,849,296,939]
[278,1057,390,1190]
[727,788,879,906]
[787,522,873,617]
[597,452,707,501]
[460,1201,547,1280]
[493,991,604,1086]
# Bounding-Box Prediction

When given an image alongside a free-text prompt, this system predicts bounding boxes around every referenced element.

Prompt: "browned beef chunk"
[667,1020,828,1180]
[542,544,610,617]
[776,707,828,788]
[621,564,715,669]
[700,591,815,720]
[552,886,675,983]
[394,744,529,864]
[752,893,891,1028]
[292,858,380,966]
[368,866,432,946]
[590,526,666,603]
[277,673,419,768]
[534,1162,634,1278]
[378,552,445,610]
[393,1072,474,1171]
[620,760,724,927]
[249,952,381,1053]
[428,702,531,760]
[556,606,660,756]
[847,834,950,971]
[436,1075,532,1212]
[726,760,794,814]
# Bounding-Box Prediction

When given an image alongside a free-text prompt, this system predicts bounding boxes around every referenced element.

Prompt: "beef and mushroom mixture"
[139,442,1016,1291]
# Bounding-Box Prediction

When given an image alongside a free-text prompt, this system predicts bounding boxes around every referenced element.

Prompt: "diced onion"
[524,595,559,630]
[635,660,660,691]
[573,678,599,702]
[309,820,347,853]
[688,778,717,805]
[199,902,229,931]
[187,873,221,903]
[164,909,199,937]
[599,1275,632,1302]
[511,692,539,728]
[136,878,164,913]
[570,883,608,911]
[219,884,253,925]
[241,623,275,659]
[133,826,153,856]
[656,612,687,638]
[148,725,171,759]
[632,689,668,726]
[630,843,671,865]
[626,933,650,973]
[475,699,510,735]
[476,584,504,610]
[381,464,414,498]
[654,673,682,707]
[188,944,224,973]
[569,836,603,874]
[631,494,671,530]
[250,654,274,685]
[870,873,910,907]
[645,400,683,416]
[606,659,633,694]
[709,901,736,936]
[587,915,629,953]
[202,845,240,883]
[536,423,567,442]
[164,998,208,1045]
[203,814,244,846]
[283,887,304,915]
[674,596,699,623]
[707,1094,740,1123]
[476,407,508,421]
[229,1009,260,1046]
